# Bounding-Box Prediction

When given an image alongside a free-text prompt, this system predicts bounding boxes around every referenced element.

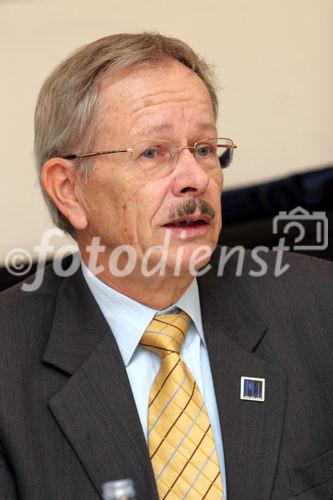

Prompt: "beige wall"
[1,0,332,263]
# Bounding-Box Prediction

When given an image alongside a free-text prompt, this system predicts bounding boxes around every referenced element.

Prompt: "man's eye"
[141,148,159,159]
[196,145,214,157]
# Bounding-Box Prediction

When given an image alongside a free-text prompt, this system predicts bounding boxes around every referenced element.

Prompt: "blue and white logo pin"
[240,376,265,402]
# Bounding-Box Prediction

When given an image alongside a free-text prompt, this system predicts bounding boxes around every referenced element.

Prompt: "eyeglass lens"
[131,139,233,178]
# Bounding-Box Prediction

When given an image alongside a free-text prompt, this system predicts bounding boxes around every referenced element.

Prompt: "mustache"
[169,199,215,220]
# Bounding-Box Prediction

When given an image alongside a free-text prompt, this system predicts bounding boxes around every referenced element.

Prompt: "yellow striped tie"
[140,310,223,499]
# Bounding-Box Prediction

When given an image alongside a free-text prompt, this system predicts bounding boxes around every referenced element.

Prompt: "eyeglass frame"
[60,137,237,168]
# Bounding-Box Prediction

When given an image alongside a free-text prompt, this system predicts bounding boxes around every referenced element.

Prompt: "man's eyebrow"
[142,123,173,136]
[141,122,217,137]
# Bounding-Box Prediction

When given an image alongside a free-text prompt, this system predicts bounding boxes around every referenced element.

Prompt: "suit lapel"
[42,270,158,499]
[199,269,287,500]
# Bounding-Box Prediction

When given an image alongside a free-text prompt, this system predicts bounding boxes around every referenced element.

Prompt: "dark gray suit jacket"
[0,251,332,499]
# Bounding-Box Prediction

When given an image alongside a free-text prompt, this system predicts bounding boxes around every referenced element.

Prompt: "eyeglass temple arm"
[62,149,129,160]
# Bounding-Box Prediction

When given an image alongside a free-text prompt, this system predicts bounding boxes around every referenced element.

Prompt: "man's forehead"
[98,59,212,108]
[96,60,216,140]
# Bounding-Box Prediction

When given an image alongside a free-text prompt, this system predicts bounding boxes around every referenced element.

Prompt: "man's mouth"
[163,215,211,233]
[164,220,207,228]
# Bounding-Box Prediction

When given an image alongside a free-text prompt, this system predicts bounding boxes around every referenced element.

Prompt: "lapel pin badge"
[240,376,265,402]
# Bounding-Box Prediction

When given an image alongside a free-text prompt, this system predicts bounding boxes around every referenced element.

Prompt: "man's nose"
[171,148,210,196]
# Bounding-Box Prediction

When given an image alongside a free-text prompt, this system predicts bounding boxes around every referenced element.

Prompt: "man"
[0,33,332,499]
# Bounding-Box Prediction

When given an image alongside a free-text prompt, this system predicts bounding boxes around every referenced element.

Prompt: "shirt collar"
[81,262,205,366]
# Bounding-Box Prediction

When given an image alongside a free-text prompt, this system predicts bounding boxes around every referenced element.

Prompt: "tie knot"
[140,311,191,358]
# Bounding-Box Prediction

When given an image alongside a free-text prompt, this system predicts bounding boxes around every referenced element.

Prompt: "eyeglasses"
[61,137,237,178]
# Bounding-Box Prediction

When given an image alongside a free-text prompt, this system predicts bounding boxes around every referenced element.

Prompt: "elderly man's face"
[79,58,223,276]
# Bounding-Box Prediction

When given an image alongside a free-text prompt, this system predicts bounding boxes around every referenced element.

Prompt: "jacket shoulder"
[203,249,333,331]
[0,263,65,355]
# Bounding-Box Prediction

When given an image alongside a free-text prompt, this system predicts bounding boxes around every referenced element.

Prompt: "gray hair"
[34,32,219,236]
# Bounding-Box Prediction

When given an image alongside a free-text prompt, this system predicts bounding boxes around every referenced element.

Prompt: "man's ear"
[40,158,88,230]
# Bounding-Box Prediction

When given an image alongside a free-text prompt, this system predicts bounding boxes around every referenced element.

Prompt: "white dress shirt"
[81,262,227,498]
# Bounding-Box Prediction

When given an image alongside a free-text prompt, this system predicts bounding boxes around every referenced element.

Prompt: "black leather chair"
[220,165,333,262]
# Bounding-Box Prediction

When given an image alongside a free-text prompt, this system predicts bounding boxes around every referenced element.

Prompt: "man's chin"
[177,248,214,276]
[140,244,214,279]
